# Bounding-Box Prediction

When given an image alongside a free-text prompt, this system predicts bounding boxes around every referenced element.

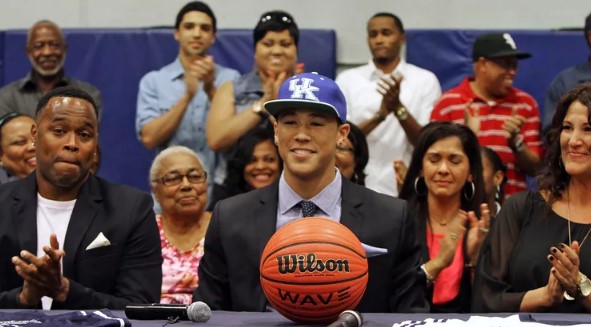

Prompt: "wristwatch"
[579,272,591,298]
[394,106,409,121]
[252,100,266,117]
[564,272,591,300]
[510,134,526,152]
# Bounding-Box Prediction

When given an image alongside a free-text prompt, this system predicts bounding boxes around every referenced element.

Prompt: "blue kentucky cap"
[263,72,347,123]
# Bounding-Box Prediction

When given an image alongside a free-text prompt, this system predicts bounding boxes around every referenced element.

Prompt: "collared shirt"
[135,57,240,185]
[276,169,342,230]
[430,77,543,196]
[0,71,102,118]
[543,61,591,130]
[0,167,18,185]
[336,59,441,197]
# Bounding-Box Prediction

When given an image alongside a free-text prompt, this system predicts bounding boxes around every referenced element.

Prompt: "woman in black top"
[473,82,591,312]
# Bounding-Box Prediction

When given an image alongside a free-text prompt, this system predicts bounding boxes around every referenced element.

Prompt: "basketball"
[260,217,368,324]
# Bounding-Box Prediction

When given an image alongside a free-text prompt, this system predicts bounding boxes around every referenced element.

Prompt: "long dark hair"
[480,146,507,205]
[539,82,591,204]
[346,121,369,185]
[222,125,282,194]
[399,122,486,221]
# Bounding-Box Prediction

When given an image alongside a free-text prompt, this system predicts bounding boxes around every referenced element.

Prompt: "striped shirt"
[430,77,542,196]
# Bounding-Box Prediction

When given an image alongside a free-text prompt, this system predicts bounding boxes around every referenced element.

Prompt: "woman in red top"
[399,122,490,312]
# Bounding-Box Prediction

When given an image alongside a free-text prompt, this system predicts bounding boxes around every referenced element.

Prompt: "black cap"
[472,33,531,62]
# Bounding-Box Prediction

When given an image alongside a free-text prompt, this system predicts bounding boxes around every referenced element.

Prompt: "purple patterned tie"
[299,200,318,217]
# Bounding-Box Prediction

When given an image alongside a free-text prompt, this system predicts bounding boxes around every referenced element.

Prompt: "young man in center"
[194,72,427,313]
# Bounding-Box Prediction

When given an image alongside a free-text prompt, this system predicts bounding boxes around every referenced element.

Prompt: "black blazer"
[0,173,162,309]
[194,178,428,313]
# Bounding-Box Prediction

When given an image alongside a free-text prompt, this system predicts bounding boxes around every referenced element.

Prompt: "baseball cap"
[472,33,531,62]
[264,72,347,123]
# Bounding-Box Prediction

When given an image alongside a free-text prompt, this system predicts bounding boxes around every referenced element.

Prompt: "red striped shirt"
[430,77,543,196]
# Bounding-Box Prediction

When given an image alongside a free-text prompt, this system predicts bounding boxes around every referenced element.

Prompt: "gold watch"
[252,100,266,117]
[394,106,409,121]
[564,272,591,300]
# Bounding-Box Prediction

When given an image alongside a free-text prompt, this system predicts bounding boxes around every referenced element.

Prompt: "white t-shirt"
[36,193,76,310]
[336,59,441,196]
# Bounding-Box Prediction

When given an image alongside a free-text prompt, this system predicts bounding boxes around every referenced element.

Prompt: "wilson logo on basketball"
[276,253,350,274]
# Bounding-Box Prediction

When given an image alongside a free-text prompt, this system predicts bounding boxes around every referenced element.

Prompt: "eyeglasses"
[259,13,293,26]
[154,170,207,186]
[0,112,20,130]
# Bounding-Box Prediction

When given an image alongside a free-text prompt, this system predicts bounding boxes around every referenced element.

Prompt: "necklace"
[430,215,451,227]
[567,190,591,248]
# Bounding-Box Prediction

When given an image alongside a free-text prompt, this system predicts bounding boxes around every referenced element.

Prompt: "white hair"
[149,146,205,187]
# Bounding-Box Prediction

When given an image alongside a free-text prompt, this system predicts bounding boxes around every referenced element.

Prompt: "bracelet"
[464,262,477,269]
[420,263,435,287]
[374,112,386,122]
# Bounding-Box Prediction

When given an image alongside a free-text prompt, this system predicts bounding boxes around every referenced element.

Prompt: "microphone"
[125,301,211,322]
[327,310,363,327]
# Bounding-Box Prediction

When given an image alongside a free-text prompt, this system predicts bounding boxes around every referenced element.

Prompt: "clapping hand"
[184,55,215,97]
[466,203,491,265]
[548,241,582,300]
[377,73,403,118]
[12,234,69,306]
[502,106,526,144]
[261,68,288,103]
[393,160,408,192]
[463,100,480,135]
[436,211,468,268]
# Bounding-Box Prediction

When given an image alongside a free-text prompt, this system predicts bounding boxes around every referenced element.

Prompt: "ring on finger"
[450,232,459,240]
[479,227,489,233]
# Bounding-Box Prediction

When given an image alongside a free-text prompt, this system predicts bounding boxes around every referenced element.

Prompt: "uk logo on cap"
[288,78,320,101]
[263,72,347,123]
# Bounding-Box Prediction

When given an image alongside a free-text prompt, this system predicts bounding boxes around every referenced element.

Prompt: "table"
[3,310,591,326]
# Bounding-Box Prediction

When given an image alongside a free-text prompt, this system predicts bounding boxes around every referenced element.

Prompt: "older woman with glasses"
[0,112,36,184]
[206,10,301,195]
[150,146,211,304]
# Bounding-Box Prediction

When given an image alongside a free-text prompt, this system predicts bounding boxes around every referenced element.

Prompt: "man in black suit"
[0,86,162,309]
[194,72,427,312]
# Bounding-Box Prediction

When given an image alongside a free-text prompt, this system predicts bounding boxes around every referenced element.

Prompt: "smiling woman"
[208,125,282,210]
[473,83,591,313]
[0,113,36,184]
[150,146,211,304]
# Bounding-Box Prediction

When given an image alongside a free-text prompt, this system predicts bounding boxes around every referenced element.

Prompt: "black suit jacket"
[194,178,428,313]
[0,173,162,309]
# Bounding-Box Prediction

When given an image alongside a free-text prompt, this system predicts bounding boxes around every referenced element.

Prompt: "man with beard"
[0,86,162,309]
[430,33,542,197]
[0,20,102,119]
[136,1,239,200]
[336,13,441,197]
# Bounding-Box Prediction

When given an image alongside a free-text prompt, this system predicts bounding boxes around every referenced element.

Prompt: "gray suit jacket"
[194,178,428,313]
[0,173,162,309]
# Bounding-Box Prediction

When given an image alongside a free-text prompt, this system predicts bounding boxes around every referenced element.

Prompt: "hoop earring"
[494,185,501,202]
[464,181,475,201]
[414,177,427,197]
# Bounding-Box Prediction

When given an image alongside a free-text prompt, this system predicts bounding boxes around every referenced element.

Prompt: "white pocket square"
[85,232,111,250]
[362,243,388,258]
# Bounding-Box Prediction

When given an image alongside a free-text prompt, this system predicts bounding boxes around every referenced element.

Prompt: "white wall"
[1,0,589,63]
